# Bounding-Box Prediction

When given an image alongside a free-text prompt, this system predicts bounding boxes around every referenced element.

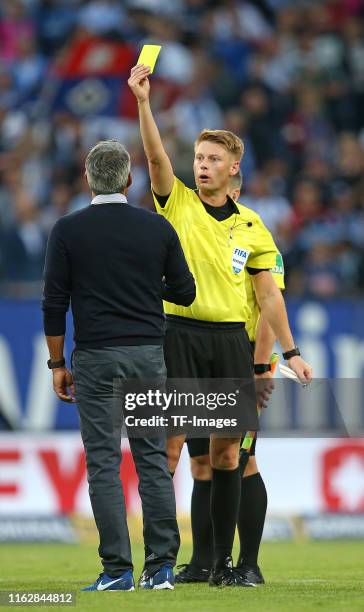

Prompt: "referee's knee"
[190,455,211,480]
[210,449,239,470]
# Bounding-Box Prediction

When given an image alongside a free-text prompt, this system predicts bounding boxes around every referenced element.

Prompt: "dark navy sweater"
[42,202,195,348]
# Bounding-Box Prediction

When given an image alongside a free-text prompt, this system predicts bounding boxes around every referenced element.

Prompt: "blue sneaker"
[82,570,135,591]
[139,565,174,590]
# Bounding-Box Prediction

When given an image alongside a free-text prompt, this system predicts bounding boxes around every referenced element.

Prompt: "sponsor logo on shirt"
[232,247,250,275]
[271,253,284,275]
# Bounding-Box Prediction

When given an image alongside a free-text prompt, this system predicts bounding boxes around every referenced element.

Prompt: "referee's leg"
[163,321,200,474]
[209,328,257,579]
[237,439,267,581]
[209,435,242,569]
[187,439,213,572]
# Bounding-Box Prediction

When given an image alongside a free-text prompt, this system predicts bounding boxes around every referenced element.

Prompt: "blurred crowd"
[0,0,363,298]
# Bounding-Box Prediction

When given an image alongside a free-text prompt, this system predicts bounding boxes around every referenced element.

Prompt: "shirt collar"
[91,193,127,205]
[226,195,240,214]
[198,193,240,214]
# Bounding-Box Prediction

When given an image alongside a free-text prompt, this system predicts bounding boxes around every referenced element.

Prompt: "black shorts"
[164,316,254,379]
[164,315,257,439]
[186,434,257,458]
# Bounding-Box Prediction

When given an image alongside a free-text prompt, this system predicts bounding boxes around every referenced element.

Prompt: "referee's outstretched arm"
[128,64,174,197]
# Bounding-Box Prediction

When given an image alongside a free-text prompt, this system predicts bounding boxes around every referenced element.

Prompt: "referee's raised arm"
[128,64,174,197]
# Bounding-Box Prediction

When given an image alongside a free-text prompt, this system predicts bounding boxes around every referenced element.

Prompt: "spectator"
[0,67,18,108]
[68,174,90,213]
[34,0,78,57]
[40,182,72,233]
[11,34,46,101]
[0,0,34,63]
[0,156,24,229]
[162,68,223,143]
[285,179,326,240]
[335,132,364,186]
[224,108,256,183]
[2,190,46,283]
[304,243,342,298]
[282,85,335,170]
[142,16,194,85]
[77,0,126,35]
[241,84,280,167]
[243,170,291,237]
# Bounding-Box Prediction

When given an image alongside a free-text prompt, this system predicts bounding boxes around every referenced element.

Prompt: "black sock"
[190,479,213,569]
[211,467,241,567]
[238,472,267,567]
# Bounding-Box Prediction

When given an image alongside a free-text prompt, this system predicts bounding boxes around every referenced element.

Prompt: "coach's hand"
[52,367,76,403]
[288,356,312,385]
[128,64,151,103]
[254,372,274,409]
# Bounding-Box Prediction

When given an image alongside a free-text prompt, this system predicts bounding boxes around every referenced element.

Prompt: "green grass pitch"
[0,540,363,611]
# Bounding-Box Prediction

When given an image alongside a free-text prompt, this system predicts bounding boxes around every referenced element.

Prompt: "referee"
[176,171,285,587]
[129,64,312,588]
[42,140,196,591]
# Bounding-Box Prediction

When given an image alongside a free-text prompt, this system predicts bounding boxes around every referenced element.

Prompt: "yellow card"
[137,44,161,73]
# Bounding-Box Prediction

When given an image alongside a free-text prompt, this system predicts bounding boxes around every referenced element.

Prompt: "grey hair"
[85,140,131,194]
[229,169,243,191]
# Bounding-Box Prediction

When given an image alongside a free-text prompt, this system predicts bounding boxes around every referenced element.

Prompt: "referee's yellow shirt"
[245,252,285,342]
[153,177,278,323]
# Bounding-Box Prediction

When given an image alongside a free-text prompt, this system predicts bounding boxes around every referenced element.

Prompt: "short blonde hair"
[195,129,244,161]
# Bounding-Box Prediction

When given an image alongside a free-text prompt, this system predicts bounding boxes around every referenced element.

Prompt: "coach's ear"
[124,173,132,196]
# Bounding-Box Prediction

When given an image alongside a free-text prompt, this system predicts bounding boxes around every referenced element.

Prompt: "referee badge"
[232,247,250,274]
[271,252,284,275]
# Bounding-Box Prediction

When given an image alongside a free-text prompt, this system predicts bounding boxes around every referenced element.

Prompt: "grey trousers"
[72,344,180,577]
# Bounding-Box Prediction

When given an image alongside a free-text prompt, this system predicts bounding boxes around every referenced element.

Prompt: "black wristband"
[282,346,301,360]
[47,358,66,369]
[254,363,271,374]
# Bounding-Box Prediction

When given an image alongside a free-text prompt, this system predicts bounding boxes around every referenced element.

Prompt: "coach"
[42,140,196,592]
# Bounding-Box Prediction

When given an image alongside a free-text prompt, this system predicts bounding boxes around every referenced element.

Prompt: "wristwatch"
[47,358,66,369]
[282,346,301,360]
[254,363,271,375]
